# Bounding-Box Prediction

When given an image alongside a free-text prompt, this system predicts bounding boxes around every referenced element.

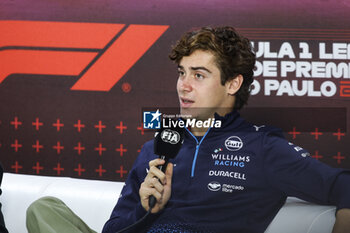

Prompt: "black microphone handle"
[148,155,169,209]
[157,155,168,173]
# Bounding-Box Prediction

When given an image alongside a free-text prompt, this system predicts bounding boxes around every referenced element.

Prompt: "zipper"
[185,127,212,177]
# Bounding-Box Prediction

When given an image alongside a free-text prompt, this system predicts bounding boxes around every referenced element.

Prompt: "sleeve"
[102,143,155,233]
[262,129,349,208]
[329,172,350,211]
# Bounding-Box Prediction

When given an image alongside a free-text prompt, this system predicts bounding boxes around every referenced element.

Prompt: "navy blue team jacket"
[103,111,350,233]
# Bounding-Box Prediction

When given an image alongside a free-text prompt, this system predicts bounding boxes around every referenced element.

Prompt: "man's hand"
[139,158,173,214]
[332,208,350,233]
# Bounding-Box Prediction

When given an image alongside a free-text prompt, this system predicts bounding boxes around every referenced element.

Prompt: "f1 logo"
[0,21,169,91]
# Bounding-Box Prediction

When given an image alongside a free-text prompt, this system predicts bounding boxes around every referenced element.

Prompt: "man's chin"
[179,108,214,121]
[179,108,196,119]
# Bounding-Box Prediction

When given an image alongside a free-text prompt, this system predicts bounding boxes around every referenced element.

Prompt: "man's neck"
[191,127,208,136]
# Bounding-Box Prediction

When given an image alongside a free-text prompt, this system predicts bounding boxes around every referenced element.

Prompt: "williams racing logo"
[213,136,249,168]
[212,154,250,168]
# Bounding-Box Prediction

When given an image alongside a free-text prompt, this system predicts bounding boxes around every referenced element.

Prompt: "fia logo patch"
[161,129,180,144]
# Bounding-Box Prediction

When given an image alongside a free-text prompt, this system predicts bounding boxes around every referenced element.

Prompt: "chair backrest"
[0,173,336,233]
[0,173,124,233]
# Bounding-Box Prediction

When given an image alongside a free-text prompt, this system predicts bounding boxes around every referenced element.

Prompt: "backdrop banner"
[0,0,349,181]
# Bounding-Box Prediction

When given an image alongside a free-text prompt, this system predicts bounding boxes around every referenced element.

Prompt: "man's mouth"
[180,97,195,107]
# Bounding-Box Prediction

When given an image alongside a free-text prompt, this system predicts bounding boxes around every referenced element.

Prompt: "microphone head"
[154,121,184,159]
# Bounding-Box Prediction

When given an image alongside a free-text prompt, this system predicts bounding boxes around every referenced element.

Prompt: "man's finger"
[149,158,165,168]
[165,163,173,186]
[148,166,166,184]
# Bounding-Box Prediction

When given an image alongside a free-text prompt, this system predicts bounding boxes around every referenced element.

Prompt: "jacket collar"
[213,110,243,130]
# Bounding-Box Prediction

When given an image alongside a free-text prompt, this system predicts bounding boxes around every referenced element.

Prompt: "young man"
[102,27,350,233]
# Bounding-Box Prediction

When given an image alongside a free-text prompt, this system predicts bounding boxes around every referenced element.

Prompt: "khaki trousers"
[26,196,97,233]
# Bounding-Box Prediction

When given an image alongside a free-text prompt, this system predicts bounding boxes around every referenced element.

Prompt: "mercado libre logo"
[208,181,221,192]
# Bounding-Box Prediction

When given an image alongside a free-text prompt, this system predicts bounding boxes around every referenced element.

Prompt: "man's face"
[176,50,235,120]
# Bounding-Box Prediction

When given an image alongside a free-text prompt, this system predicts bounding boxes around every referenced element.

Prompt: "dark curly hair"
[169,26,256,110]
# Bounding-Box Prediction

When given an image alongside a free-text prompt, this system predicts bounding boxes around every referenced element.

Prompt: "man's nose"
[178,75,193,92]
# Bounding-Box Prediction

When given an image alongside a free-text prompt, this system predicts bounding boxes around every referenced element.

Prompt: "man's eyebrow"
[177,65,212,73]
[191,66,212,73]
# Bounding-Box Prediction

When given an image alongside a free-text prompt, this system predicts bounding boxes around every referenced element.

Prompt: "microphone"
[115,121,184,233]
[148,121,184,209]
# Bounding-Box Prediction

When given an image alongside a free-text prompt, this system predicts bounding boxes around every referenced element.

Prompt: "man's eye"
[178,70,185,76]
[195,73,204,79]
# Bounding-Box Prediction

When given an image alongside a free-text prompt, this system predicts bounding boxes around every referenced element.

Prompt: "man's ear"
[226,74,243,95]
